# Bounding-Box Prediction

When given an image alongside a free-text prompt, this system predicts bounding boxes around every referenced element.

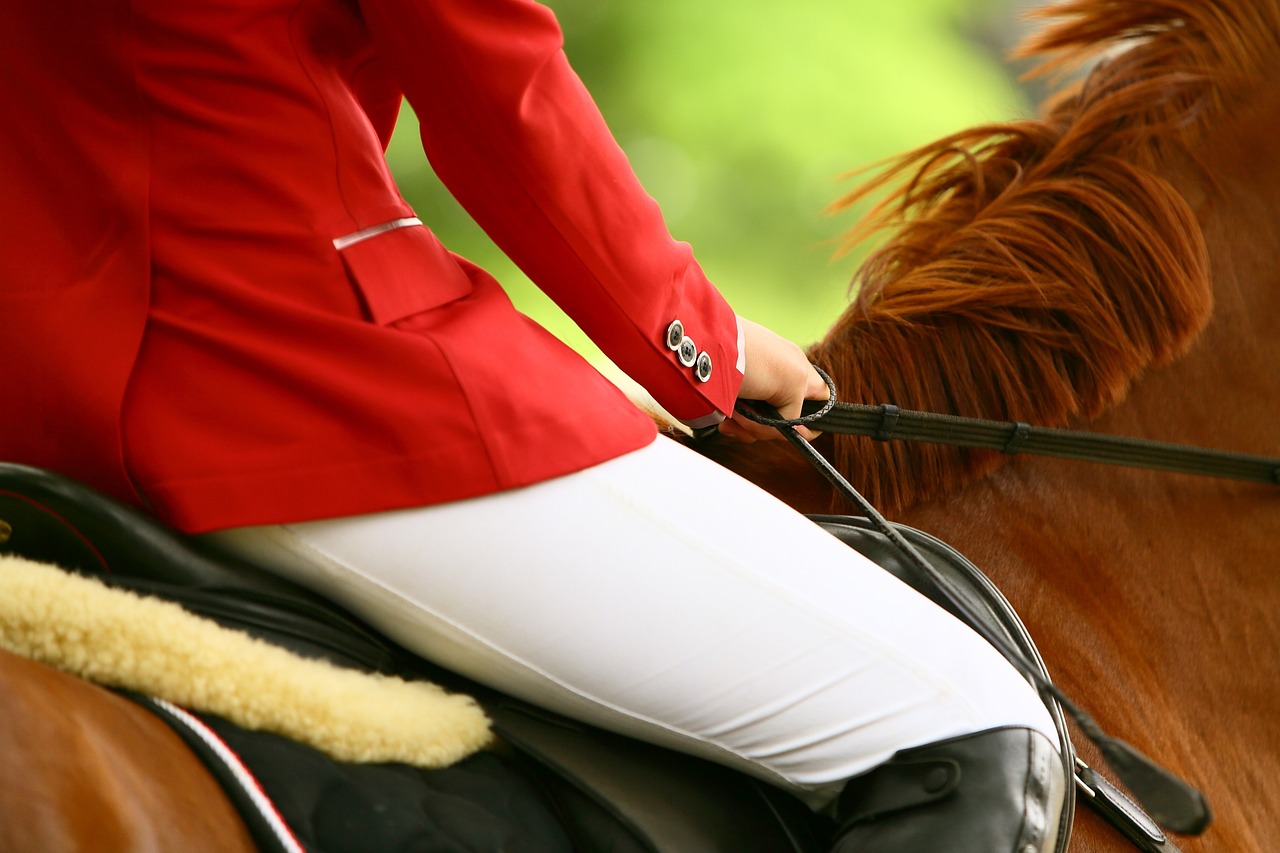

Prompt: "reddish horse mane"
[811,0,1280,515]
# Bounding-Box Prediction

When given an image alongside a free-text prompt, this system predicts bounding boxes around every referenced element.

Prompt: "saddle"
[0,463,1170,852]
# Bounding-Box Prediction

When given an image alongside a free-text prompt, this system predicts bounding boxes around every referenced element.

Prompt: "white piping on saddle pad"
[0,555,492,768]
[150,698,307,853]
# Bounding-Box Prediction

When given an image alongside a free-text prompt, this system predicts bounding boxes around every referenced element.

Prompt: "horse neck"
[1103,83,1280,454]
[700,65,1280,521]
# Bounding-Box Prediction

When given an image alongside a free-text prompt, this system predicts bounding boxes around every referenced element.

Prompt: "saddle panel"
[808,513,1079,853]
[489,702,829,853]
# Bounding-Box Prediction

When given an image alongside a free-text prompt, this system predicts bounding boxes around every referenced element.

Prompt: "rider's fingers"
[718,411,820,443]
[804,364,829,400]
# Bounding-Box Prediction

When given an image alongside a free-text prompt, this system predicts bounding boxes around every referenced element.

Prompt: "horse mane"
[812,0,1280,514]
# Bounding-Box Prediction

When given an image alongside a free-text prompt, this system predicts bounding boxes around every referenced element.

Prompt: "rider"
[0,2,1063,850]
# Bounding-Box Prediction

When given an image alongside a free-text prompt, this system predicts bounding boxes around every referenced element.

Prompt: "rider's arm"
[358,0,738,428]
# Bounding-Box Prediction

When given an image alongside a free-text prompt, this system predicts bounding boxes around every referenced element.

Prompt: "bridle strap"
[802,400,1280,485]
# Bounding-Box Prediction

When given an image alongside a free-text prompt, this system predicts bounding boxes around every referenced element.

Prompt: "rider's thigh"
[202,437,1054,805]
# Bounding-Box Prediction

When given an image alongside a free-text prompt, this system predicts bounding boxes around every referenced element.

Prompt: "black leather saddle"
[0,463,827,852]
[0,462,1109,852]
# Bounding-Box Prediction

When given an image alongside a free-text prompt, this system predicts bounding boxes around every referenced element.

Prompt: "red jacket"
[0,0,742,532]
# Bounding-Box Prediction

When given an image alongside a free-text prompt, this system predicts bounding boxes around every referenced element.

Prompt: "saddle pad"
[0,555,490,769]
[129,693,577,853]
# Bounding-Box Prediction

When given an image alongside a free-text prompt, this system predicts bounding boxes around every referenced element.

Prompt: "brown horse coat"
[701,2,1280,850]
[0,649,257,853]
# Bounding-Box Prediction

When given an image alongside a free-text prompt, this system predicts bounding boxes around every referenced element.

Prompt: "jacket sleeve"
[357,0,742,426]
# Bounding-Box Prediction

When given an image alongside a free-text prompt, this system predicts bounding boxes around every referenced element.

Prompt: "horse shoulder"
[0,649,256,853]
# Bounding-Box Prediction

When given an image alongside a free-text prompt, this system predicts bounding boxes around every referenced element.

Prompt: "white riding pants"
[203,437,1055,806]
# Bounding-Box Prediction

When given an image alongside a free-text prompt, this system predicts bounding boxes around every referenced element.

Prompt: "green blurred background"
[386,0,1039,386]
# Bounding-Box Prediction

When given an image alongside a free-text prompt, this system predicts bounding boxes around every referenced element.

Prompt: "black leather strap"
[1077,765,1184,852]
[801,399,1280,485]
[733,366,838,428]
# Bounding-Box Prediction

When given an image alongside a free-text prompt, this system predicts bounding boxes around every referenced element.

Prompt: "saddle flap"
[489,702,828,853]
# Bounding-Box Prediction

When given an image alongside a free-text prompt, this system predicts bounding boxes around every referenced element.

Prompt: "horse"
[0,648,257,852]
[696,1,1280,850]
[2,0,1277,850]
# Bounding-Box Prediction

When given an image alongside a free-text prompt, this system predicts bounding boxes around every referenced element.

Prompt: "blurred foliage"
[386,0,1033,375]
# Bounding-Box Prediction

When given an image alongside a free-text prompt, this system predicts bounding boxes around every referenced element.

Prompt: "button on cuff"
[665,320,685,350]
[677,337,698,367]
[695,352,713,382]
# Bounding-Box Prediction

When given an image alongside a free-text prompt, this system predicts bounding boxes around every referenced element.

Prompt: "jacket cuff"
[679,410,726,430]
[672,315,746,430]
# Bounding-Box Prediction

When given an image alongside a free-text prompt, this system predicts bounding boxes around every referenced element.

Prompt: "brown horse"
[699,1,1280,850]
[0,649,256,852]
[2,1,1277,851]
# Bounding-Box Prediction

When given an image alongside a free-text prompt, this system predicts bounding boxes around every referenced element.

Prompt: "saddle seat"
[0,461,1069,853]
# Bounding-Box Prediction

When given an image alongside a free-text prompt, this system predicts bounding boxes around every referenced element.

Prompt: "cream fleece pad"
[0,555,492,767]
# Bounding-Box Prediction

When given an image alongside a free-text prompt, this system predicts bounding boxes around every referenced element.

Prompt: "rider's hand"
[719,316,828,443]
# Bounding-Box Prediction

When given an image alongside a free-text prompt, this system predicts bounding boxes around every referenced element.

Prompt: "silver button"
[665,320,684,350]
[677,337,697,367]
[695,351,712,382]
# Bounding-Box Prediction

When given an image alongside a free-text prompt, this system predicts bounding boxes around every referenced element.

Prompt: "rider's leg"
[202,436,1062,846]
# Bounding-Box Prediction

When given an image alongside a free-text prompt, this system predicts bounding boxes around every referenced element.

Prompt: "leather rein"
[796,397,1280,485]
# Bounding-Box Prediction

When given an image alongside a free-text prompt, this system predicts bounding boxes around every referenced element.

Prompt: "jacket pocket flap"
[337,222,472,325]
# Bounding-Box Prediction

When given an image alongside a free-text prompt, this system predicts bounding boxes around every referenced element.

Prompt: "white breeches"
[202,437,1055,807]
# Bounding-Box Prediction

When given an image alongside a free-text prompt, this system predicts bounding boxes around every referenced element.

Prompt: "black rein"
[801,399,1280,486]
